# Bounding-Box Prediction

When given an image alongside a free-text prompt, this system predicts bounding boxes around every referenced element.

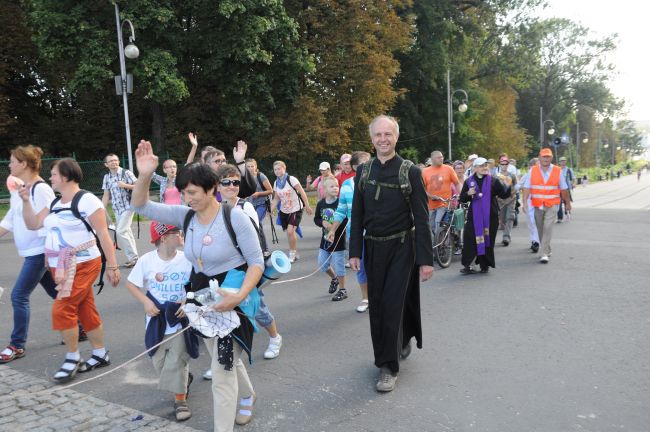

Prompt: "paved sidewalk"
[0,365,200,432]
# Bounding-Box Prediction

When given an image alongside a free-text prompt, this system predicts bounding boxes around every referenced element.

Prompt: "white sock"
[239,395,255,406]
[86,347,107,366]
[54,351,80,378]
[270,334,282,342]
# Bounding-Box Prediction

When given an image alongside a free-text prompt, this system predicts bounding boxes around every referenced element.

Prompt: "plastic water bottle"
[186,280,222,306]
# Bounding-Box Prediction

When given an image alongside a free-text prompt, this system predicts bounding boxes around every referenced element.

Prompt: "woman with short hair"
[20,157,120,382]
[131,141,264,432]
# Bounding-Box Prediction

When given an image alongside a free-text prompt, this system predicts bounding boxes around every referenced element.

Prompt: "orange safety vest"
[529,164,561,208]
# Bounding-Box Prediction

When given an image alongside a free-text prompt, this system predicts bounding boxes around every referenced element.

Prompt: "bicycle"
[431,195,467,268]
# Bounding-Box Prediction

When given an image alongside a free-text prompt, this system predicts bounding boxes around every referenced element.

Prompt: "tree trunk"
[151,101,164,154]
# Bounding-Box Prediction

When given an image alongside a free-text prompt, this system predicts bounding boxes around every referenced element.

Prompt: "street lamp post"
[113,3,139,173]
[575,120,590,169]
[447,69,468,161]
[539,107,556,149]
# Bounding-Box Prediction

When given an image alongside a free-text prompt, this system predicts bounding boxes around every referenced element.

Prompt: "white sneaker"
[264,335,282,359]
[202,368,212,380]
[288,251,299,263]
[540,255,549,264]
[356,299,369,313]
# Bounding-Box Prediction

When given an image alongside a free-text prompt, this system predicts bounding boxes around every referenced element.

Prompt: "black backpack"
[49,190,108,293]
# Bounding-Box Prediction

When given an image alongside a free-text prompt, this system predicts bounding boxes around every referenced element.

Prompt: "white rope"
[270,219,349,285]
[37,326,192,394]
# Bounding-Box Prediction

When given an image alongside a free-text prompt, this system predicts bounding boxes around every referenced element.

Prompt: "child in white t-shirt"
[126,221,193,422]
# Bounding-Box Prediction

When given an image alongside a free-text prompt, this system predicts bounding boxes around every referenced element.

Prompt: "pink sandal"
[0,345,25,363]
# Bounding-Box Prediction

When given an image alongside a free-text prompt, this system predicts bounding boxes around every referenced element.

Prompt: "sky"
[535,0,650,122]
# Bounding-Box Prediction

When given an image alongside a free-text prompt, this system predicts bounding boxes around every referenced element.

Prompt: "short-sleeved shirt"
[43,193,103,267]
[0,181,55,257]
[102,167,137,216]
[128,250,192,334]
[274,176,303,214]
[310,176,328,200]
[336,171,355,189]
[152,173,182,205]
[522,164,569,190]
[421,164,460,209]
[315,198,346,252]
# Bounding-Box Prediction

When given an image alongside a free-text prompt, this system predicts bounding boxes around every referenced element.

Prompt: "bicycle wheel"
[435,226,453,268]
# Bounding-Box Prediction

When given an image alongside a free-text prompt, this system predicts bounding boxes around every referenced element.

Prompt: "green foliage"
[0,0,639,173]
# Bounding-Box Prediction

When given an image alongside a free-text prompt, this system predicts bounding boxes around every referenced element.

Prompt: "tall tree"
[26,0,310,158]
[261,0,413,159]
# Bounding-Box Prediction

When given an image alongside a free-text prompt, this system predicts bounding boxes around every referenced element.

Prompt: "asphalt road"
[0,171,649,432]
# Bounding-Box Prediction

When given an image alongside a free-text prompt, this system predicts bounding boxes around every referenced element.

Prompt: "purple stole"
[468,174,492,255]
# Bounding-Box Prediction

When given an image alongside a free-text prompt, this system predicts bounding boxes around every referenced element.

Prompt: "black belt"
[364,228,413,243]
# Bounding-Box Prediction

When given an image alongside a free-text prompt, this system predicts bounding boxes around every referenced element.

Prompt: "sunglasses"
[220,179,241,187]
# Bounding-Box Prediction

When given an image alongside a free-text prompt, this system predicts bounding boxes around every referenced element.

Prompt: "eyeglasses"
[211,158,226,164]
[220,179,241,187]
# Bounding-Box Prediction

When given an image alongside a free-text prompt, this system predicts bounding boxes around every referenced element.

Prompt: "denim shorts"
[356,257,367,284]
[254,289,274,328]
[318,249,346,277]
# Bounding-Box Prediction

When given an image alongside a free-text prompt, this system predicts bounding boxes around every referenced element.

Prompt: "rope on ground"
[38,326,192,394]
[270,219,349,285]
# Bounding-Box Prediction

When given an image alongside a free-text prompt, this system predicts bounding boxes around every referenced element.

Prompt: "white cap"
[473,157,488,167]
[468,154,478,161]
[318,161,331,171]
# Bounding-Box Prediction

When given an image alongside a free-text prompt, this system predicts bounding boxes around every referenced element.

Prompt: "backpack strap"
[287,175,305,208]
[221,202,243,257]
[30,180,45,201]
[358,158,374,193]
[49,195,62,212]
[182,209,196,237]
[50,190,108,294]
[398,160,414,204]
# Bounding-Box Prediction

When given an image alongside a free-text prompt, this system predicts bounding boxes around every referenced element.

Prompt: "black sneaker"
[331,289,348,301]
[328,278,339,294]
[531,241,540,253]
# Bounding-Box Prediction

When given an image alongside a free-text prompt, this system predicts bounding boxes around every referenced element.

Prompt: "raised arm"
[132,140,159,208]
[185,132,198,165]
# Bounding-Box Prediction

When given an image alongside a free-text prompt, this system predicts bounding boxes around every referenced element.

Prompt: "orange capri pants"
[51,257,103,332]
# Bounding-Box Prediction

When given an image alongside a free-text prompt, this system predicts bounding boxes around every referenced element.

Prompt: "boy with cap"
[126,221,195,421]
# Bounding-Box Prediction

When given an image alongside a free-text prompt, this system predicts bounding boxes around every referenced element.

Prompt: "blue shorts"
[318,249,346,277]
[356,257,367,284]
[254,289,274,328]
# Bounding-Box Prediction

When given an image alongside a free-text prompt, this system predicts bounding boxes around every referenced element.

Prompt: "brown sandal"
[0,345,25,364]
[175,400,192,421]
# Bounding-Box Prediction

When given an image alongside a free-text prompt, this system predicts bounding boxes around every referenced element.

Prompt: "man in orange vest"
[521,148,571,263]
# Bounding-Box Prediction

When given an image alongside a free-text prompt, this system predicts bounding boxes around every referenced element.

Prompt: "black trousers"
[363,232,422,373]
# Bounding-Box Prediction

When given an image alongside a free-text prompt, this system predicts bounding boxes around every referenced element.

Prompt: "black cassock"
[459,175,510,270]
[350,155,433,373]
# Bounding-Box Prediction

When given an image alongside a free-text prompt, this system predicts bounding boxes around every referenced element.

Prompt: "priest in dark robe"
[349,115,433,393]
[459,157,511,274]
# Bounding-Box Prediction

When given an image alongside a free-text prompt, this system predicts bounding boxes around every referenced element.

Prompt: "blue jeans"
[10,254,58,349]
